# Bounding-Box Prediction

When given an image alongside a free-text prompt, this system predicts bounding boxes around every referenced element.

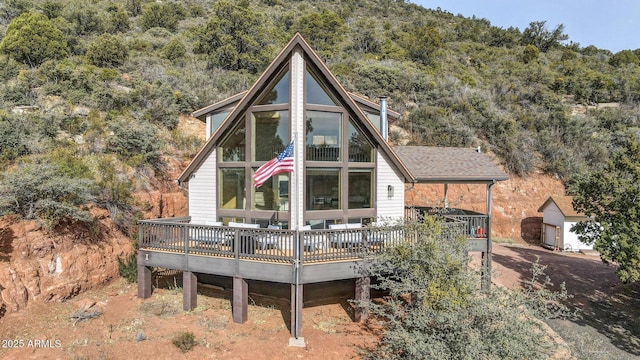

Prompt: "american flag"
[254,141,294,187]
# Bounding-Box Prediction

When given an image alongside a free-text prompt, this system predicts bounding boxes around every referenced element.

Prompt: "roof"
[191,91,401,122]
[537,196,586,217]
[392,146,509,183]
[179,33,414,183]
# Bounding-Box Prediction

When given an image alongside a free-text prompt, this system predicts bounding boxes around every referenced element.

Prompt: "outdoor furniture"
[329,223,364,249]
[190,221,229,249]
[228,222,260,254]
[255,224,282,250]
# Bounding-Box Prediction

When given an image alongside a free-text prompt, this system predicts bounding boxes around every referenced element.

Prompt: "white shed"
[538,196,593,252]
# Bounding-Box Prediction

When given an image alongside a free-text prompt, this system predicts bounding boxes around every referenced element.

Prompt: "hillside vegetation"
[1,0,640,230]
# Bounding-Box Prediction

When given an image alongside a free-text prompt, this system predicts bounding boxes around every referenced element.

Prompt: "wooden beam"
[137,251,152,299]
[354,277,370,322]
[233,277,248,323]
[183,271,197,311]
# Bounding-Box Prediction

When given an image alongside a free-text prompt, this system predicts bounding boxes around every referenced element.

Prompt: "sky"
[412,0,640,52]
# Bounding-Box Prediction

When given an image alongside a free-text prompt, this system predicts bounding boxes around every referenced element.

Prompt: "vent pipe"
[380,96,388,140]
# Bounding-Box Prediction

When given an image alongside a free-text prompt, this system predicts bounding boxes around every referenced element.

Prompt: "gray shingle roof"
[393,146,508,183]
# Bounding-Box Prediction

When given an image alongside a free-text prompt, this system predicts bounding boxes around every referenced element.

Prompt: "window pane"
[220,123,246,162]
[348,120,373,162]
[348,169,373,209]
[252,111,290,161]
[219,168,246,209]
[306,168,340,210]
[253,173,289,211]
[209,108,231,135]
[306,111,342,161]
[306,70,336,106]
[257,71,289,105]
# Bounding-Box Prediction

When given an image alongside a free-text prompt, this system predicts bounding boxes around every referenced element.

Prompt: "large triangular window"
[257,70,290,105]
[306,69,337,106]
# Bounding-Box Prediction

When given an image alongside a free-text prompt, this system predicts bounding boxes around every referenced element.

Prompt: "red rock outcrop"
[0,208,134,315]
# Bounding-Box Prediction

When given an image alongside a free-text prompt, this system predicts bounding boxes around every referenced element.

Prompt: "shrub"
[107,119,163,168]
[362,217,570,359]
[0,11,69,66]
[161,38,186,61]
[172,331,196,352]
[117,252,137,283]
[86,34,129,68]
[0,162,96,228]
[139,3,182,32]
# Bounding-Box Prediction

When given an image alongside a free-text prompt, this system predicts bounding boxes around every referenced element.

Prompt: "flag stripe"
[254,141,294,187]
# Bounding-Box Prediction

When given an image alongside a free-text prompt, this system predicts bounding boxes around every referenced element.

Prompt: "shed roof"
[537,196,586,217]
[392,146,508,183]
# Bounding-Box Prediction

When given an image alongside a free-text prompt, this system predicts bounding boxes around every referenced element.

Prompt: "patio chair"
[255,224,282,250]
[190,221,229,249]
[329,223,364,249]
[300,225,325,252]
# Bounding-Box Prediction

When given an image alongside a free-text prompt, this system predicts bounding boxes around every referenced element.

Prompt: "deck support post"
[481,182,495,291]
[137,251,152,299]
[354,276,370,322]
[289,283,304,343]
[182,271,197,311]
[233,277,248,323]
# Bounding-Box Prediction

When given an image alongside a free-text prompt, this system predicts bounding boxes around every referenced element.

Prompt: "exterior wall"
[376,151,405,222]
[188,149,217,224]
[542,203,563,248]
[563,220,594,251]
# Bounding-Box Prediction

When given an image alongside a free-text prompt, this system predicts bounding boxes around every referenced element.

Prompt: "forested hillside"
[1,0,639,230]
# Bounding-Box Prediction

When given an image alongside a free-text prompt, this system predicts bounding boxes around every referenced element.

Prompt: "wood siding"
[376,151,405,221]
[188,149,217,224]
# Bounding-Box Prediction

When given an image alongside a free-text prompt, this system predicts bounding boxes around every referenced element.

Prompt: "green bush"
[139,3,182,32]
[117,252,137,283]
[0,162,96,228]
[362,217,570,360]
[172,331,196,353]
[86,34,129,68]
[161,38,186,61]
[0,11,69,66]
[107,119,163,168]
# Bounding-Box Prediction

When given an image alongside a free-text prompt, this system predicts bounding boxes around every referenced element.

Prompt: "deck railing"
[139,218,466,264]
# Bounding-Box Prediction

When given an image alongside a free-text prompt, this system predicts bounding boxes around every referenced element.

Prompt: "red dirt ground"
[0,243,634,359]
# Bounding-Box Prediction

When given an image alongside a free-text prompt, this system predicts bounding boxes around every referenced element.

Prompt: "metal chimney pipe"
[379,96,388,140]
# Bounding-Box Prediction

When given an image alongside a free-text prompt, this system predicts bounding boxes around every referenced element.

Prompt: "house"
[137,33,507,344]
[538,196,594,252]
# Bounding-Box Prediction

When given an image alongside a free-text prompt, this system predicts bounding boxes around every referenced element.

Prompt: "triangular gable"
[179,33,414,183]
[537,196,587,218]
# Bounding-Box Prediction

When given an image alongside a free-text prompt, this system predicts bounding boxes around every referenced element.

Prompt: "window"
[252,111,290,161]
[348,120,373,162]
[306,70,337,106]
[220,124,246,162]
[257,71,290,105]
[306,168,340,210]
[306,111,342,161]
[219,168,246,209]
[253,173,289,211]
[348,169,373,209]
[208,107,232,136]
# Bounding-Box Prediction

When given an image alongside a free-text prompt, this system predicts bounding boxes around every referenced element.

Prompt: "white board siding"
[542,202,593,250]
[376,151,405,221]
[188,149,217,224]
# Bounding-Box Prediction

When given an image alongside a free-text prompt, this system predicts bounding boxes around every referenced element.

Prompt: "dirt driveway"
[489,244,640,359]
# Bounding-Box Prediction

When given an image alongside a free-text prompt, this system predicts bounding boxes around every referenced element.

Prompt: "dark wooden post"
[182,271,197,311]
[137,251,152,299]
[354,276,370,322]
[233,276,248,323]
